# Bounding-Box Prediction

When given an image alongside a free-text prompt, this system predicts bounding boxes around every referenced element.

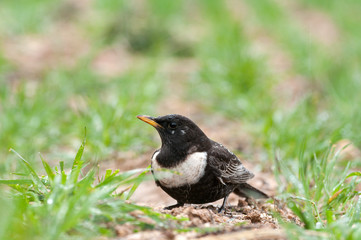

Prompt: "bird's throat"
[155,144,189,168]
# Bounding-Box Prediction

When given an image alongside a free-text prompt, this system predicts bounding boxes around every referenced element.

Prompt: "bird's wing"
[208,141,254,184]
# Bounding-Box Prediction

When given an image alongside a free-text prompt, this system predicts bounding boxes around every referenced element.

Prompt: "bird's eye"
[168,122,177,129]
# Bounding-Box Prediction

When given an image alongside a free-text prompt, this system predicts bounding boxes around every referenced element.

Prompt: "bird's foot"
[218,194,230,213]
[164,202,184,210]
[217,205,226,213]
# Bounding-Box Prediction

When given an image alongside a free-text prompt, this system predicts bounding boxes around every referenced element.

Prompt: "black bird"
[137,114,268,212]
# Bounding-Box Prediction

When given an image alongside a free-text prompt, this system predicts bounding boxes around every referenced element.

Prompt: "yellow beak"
[137,115,163,129]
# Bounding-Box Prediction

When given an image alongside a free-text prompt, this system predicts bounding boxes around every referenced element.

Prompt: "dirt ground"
[115,198,300,240]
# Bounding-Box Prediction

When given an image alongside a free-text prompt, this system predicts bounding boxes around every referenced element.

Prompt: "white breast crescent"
[151,151,208,188]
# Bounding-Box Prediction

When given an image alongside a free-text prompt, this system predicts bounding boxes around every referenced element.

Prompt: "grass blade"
[72,128,87,171]
[126,166,151,200]
[9,148,46,192]
[70,128,87,184]
[95,168,146,189]
[346,172,361,179]
[39,153,55,182]
[0,179,33,185]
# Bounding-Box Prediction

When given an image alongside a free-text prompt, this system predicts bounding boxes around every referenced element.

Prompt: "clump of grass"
[189,0,274,124]
[92,0,194,56]
[0,0,58,34]
[0,65,163,164]
[0,131,181,239]
[274,144,361,239]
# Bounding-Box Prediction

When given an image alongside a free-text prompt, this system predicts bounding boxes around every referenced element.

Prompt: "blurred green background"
[1,0,361,239]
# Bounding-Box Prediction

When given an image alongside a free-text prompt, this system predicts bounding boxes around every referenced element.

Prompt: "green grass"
[0,65,163,166]
[190,0,274,121]
[274,144,361,239]
[0,1,166,166]
[1,0,361,239]
[0,134,182,239]
[0,1,190,238]
[0,0,59,34]
[188,0,361,238]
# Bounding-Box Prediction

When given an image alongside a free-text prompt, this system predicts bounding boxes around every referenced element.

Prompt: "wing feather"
[208,141,254,184]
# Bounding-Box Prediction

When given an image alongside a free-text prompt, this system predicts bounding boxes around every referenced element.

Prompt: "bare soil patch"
[277,0,340,48]
[2,24,89,80]
[118,198,300,239]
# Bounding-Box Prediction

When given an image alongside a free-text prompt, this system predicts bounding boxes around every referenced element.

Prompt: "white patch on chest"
[151,151,208,188]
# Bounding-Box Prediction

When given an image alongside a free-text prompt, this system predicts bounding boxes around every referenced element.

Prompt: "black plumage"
[137,114,268,212]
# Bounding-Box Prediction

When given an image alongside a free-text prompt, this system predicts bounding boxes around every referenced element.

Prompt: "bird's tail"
[233,183,269,199]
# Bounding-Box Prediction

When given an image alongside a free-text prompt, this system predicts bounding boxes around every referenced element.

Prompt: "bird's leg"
[218,194,230,213]
[164,202,184,210]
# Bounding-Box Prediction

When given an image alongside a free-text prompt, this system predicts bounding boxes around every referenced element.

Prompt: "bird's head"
[137,114,210,153]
